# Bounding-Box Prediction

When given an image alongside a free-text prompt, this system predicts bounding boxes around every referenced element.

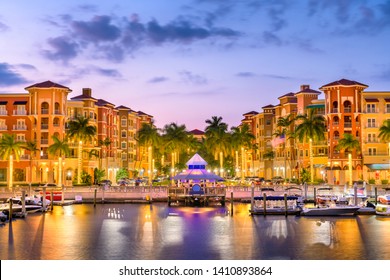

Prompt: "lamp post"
[348,153,352,187]
[310,138,314,183]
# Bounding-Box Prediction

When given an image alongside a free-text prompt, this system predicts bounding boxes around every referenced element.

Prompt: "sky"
[1,0,390,130]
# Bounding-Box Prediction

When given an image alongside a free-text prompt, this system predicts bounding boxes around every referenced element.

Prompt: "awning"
[365,164,390,170]
[385,98,390,103]
[365,98,379,102]
[0,101,7,105]
[13,101,28,105]
[306,104,325,109]
[332,166,341,170]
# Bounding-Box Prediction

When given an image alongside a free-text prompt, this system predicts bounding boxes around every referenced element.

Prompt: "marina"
[1,202,390,260]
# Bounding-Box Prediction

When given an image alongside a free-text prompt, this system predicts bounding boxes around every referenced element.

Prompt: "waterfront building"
[0,81,153,186]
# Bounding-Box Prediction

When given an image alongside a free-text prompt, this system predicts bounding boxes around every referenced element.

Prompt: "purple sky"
[1,0,390,130]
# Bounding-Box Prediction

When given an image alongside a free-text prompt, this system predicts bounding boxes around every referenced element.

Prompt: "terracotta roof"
[296,88,321,94]
[243,111,258,116]
[189,129,204,135]
[138,111,153,117]
[278,92,295,99]
[116,105,130,110]
[70,94,98,101]
[365,98,379,102]
[25,80,71,91]
[96,99,115,107]
[262,104,275,109]
[320,79,368,88]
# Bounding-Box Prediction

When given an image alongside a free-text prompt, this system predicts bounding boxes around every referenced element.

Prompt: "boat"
[0,195,51,217]
[375,204,390,216]
[301,187,360,216]
[377,194,390,205]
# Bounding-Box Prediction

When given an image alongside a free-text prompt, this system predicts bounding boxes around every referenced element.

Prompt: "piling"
[284,193,288,217]
[375,187,378,205]
[353,185,358,206]
[50,192,54,211]
[230,192,233,216]
[21,190,26,216]
[313,187,317,206]
[9,199,13,221]
[42,187,47,212]
[168,195,171,206]
[61,185,65,205]
[250,185,254,213]
[94,188,97,207]
[263,193,267,216]
[102,185,105,204]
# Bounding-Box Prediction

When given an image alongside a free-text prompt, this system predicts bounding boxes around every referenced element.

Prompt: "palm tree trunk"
[58,157,63,186]
[310,139,313,183]
[77,141,82,184]
[8,155,13,189]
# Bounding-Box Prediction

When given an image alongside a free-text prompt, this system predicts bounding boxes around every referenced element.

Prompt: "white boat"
[375,204,390,216]
[301,205,361,216]
[0,195,51,216]
[378,194,390,205]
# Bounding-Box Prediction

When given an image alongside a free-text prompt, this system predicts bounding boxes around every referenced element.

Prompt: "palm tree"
[99,137,111,174]
[231,124,255,179]
[204,116,230,176]
[295,109,326,182]
[67,116,97,184]
[0,134,24,189]
[274,114,294,178]
[23,140,39,183]
[335,133,360,186]
[48,135,70,186]
[162,122,189,167]
[379,119,390,142]
[136,122,161,184]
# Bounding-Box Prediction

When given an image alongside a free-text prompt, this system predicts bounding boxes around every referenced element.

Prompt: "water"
[1,203,390,260]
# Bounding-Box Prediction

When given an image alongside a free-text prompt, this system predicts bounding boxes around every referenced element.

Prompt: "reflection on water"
[1,203,390,260]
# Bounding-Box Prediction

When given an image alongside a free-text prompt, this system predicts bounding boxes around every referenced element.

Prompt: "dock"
[167,186,226,207]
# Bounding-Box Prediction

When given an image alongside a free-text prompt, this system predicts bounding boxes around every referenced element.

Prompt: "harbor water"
[1,203,390,260]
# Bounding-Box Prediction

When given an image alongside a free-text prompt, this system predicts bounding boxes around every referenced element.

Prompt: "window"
[266,119,271,126]
[121,130,127,138]
[121,142,127,149]
[387,104,390,113]
[121,153,127,160]
[0,105,6,115]
[367,104,376,113]
[368,133,376,143]
[368,118,376,128]
[121,117,127,127]
[16,134,25,142]
[368,148,377,156]
[305,150,308,157]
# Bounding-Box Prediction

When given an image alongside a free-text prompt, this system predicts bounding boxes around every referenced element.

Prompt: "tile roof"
[320,78,368,88]
[296,88,321,94]
[25,80,71,91]
[262,104,275,109]
[96,99,115,107]
[116,105,130,110]
[278,92,295,99]
[243,111,258,115]
[189,129,205,135]
[70,94,98,101]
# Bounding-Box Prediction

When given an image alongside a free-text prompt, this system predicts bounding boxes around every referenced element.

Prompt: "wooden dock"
[167,186,226,207]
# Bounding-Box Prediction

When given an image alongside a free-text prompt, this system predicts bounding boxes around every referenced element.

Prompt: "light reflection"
[266,220,288,239]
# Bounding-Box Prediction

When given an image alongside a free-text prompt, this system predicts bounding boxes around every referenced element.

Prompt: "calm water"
[1,203,390,260]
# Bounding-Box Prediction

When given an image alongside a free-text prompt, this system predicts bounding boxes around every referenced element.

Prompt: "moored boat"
[300,205,361,216]
[377,194,390,205]
[375,204,390,216]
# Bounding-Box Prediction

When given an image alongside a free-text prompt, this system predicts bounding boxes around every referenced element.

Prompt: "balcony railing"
[41,109,49,114]
[366,124,377,128]
[0,111,7,116]
[41,124,49,129]
[20,154,30,160]
[0,125,8,131]
[13,110,27,115]
[54,110,61,115]
[365,108,379,113]
[12,125,27,130]
[41,139,49,145]
[344,122,352,128]
[344,108,352,113]
[332,108,338,113]
[40,154,48,159]
[333,121,339,125]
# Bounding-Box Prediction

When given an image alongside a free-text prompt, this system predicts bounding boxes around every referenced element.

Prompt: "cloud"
[42,36,79,62]
[95,67,121,78]
[0,63,30,86]
[179,70,208,85]
[147,76,169,84]
[262,74,294,80]
[236,72,256,77]
[262,31,283,46]
[0,21,8,32]
[72,15,121,42]
[43,13,241,63]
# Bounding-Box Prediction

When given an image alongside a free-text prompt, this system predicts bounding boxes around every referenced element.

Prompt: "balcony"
[0,125,7,131]
[333,121,339,125]
[344,122,352,128]
[54,110,61,115]
[40,154,49,159]
[41,124,49,130]
[0,111,8,116]
[364,108,379,113]
[40,139,49,145]
[41,109,49,114]
[12,125,27,131]
[344,108,352,113]
[366,124,377,128]
[332,108,338,113]
[20,154,30,160]
[13,110,27,115]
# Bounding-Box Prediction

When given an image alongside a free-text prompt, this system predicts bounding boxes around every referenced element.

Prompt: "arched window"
[54,102,60,114]
[332,101,338,113]
[41,102,49,114]
[333,116,339,125]
[333,131,340,140]
[53,117,60,127]
[343,100,352,113]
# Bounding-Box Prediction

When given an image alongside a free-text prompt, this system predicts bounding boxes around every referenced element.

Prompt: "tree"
[231,124,255,179]
[379,119,390,142]
[295,109,326,182]
[162,122,189,167]
[66,116,97,184]
[335,133,361,154]
[116,168,129,182]
[99,137,111,174]
[274,114,294,178]
[136,122,161,184]
[93,168,105,185]
[0,134,24,188]
[23,140,39,183]
[204,116,230,176]
[48,135,70,186]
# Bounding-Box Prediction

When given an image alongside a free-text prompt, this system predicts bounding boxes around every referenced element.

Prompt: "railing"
[41,139,49,145]
[332,108,338,113]
[344,122,352,128]
[0,125,8,131]
[13,110,27,115]
[54,110,61,115]
[364,108,379,113]
[332,121,339,125]
[41,109,49,114]
[0,111,7,116]
[40,154,48,159]
[41,124,49,129]
[20,154,30,160]
[366,124,377,128]
[12,125,27,130]
[344,108,352,113]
